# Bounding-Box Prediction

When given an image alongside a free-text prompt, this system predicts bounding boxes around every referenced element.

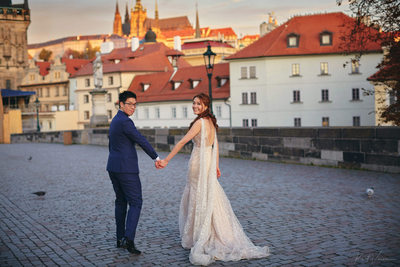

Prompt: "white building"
[226,12,383,127]
[71,41,190,129]
[128,63,231,128]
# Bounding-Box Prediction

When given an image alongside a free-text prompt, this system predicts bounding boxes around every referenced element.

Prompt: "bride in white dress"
[159,93,269,265]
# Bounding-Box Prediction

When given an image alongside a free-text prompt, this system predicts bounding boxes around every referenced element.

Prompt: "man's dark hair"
[119,91,137,104]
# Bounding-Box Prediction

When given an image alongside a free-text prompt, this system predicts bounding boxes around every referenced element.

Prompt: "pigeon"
[32,191,46,196]
[28,156,32,161]
[366,187,374,198]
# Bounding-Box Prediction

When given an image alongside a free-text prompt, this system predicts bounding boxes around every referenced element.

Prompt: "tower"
[130,0,147,37]
[155,0,159,20]
[195,2,201,38]
[0,0,31,90]
[113,1,122,36]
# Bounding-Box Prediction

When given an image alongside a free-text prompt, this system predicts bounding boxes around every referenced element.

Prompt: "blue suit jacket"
[107,110,158,173]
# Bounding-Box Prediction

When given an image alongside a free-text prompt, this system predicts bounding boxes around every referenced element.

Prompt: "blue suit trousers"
[108,171,142,242]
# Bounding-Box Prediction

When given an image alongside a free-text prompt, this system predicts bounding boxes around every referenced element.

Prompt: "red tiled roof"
[128,63,230,103]
[161,29,195,39]
[241,34,259,40]
[209,27,237,37]
[146,16,192,31]
[227,12,382,60]
[35,61,51,76]
[368,64,400,81]
[182,40,234,50]
[61,58,90,76]
[71,42,191,77]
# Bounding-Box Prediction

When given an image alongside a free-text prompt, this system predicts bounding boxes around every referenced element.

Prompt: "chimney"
[100,41,114,54]
[173,36,181,51]
[131,37,140,51]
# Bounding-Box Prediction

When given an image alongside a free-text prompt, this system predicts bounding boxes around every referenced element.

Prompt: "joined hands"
[155,159,168,169]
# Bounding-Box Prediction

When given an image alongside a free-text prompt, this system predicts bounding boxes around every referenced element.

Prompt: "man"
[107,90,160,255]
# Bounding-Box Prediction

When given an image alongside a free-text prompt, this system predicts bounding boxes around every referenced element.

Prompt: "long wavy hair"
[189,93,218,130]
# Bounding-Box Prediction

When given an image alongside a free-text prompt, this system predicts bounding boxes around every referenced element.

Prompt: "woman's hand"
[217,167,221,178]
[159,159,169,168]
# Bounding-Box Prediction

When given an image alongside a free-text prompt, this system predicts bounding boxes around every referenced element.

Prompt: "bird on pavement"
[28,156,32,161]
[366,187,374,198]
[32,191,46,196]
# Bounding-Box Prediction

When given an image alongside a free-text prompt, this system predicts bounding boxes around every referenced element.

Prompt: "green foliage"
[63,42,100,60]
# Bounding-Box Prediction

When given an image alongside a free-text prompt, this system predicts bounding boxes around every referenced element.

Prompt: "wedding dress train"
[179,119,269,265]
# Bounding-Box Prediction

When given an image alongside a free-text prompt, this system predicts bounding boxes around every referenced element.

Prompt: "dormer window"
[141,83,150,91]
[320,31,332,46]
[216,77,229,87]
[189,79,200,89]
[171,81,182,90]
[287,33,299,48]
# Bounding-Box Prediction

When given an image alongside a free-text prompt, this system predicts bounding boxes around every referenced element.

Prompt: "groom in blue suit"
[107,90,160,255]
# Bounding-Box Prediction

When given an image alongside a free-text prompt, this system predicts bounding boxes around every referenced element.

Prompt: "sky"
[17,0,351,44]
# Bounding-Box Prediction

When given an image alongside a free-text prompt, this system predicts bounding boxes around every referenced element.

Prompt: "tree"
[337,0,400,125]
[63,43,100,60]
[38,48,52,62]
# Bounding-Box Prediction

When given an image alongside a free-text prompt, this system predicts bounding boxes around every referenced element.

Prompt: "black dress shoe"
[117,237,127,248]
[126,239,141,255]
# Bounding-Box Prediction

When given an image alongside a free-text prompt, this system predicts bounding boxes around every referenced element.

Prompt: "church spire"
[195,2,201,38]
[155,0,159,20]
[113,0,122,36]
[124,2,130,23]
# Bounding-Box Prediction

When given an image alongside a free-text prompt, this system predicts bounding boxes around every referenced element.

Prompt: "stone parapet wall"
[11,127,400,173]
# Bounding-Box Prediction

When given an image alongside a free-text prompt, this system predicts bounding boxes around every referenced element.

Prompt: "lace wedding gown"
[179,119,269,266]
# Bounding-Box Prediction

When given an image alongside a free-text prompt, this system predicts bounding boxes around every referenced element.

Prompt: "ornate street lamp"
[203,43,216,114]
[34,97,40,132]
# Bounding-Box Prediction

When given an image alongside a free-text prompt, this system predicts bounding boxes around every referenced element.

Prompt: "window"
[242,119,249,127]
[389,91,397,105]
[216,105,222,118]
[292,63,300,76]
[351,60,360,74]
[142,83,150,91]
[240,67,247,79]
[321,89,329,102]
[108,76,114,85]
[320,62,329,75]
[322,117,329,127]
[30,74,35,81]
[242,92,248,104]
[49,121,52,129]
[172,82,181,90]
[294,118,301,127]
[352,88,360,101]
[108,110,112,119]
[287,33,299,47]
[107,93,112,102]
[84,111,90,120]
[84,94,89,103]
[217,78,228,87]
[250,92,257,104]
[6,79,11,89]
[190,80,200,89]
[293,90,301,102]
[55,72,60,79]
[172,107,176,118]
[145,108,149,119]
[63,87,68,96]
[155,107,160,119]
[45,104,49,112]
[182,107,188,118]
[251,119,258,127]
[55,86,59,96]
[249,66,256,78]
[46,88,50,97]
[85,78,90,87]
[320,31,332,46]
[353,116,360,126]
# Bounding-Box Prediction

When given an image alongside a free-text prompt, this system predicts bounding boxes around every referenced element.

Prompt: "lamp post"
[34,97,40,132]
[203,43,216,114]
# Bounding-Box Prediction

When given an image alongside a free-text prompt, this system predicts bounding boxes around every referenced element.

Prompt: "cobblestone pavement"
[0,143,399,267]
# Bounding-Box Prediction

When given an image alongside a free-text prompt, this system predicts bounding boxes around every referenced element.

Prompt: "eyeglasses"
[124,102,137,107]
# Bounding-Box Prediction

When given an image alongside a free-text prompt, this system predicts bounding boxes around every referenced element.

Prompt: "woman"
[159,93,269,265]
